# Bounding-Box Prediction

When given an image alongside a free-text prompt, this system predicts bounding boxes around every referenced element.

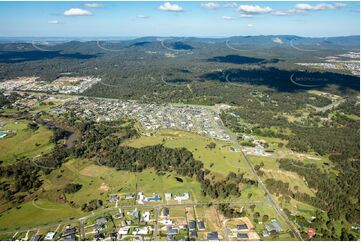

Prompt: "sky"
[0,1,359,37]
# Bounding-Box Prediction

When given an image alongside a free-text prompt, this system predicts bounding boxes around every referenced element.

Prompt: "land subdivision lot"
[0,118,54,165]
[0,200,83,231]
[124,129,253,179]
[248,155,316,196]
[124,129,267,202]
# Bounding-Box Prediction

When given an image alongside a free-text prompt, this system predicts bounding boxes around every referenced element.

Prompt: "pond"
[0,131,7,139]
[175,177,183,183]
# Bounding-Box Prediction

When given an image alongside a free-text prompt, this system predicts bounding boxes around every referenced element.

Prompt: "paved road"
[79,219,85,240]
[225,128,303,241]
[153,207,159,240]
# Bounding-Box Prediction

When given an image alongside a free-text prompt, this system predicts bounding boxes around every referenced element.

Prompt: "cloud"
[222,16,235,20]
[272,3,347,16]
[295,3,347,11]
[271,9,304,16]
[136,15,150,19]
[64,8,92,16]
[334,3,347,8]
[159,2,183,12]
[201,2,220,9]
[239,14,253,18]
[48,20,60,24]
[238,5,272,14]
[84,3,103,8]
[272,37,283,44]
[223,2,238,8]
[247,23,253,27]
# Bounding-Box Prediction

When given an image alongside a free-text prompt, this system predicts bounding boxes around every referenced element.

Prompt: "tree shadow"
[200,67,359,92]
[0,50,98,63]
[168,41,194,50]
[129,41,152,47]
[207,55,281,65]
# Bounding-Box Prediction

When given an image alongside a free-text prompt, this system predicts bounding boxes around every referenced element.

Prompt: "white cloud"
[272,3,347,16]
[84,3,103,8]
[335,3,347,8]
[295,3,347,11]
[201,2,219,9]
[239,14,253,18]
[247,23,253,27]
[238,5,272,14]
[159,2,183,12]
[223,2,238,8]
[271,9,304,16]
[64,8,92,16]
[136,15,150,19]
[48,20,60,24]
[272,37,283,44]
[222,16,235,20]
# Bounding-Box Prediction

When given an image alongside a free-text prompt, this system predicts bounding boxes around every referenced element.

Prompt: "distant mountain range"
[0,35,359,50]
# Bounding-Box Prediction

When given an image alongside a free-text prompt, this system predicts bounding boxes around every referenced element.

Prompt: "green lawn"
[0,118,54,165]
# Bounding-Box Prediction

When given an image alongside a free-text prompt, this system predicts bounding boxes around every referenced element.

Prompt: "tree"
[206,142,216,149]
[27,122,39,131]
[64,183,82,194]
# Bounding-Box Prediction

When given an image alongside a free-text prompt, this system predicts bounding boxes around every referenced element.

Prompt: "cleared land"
[124,129,253,179]
[0,118,54,165]
[0,200,83,231]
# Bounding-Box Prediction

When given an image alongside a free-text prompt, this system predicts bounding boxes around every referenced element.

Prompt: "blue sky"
[0,1,359,37]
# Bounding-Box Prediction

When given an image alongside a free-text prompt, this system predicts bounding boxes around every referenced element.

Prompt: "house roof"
[162,207,170,216]
[62,227,77,237]
[207,232,219,240]
[237,233,249,239]
[197,220,206,230]
[188,220,196,230]
[237,224,248,230]
[96,217,108,224]
[189,230,198,238]
[31,235,42,241]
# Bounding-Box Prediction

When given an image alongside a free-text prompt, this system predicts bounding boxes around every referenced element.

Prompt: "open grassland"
[42,158,204,206]
[123,129,266,201]
[0,199,83,231]
[248,155,315,196]
[123,129,253,179]
[0,118,54,165]
[243,204,297,241]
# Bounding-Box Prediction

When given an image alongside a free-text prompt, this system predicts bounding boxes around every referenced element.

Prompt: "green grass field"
[241,204,297,241]
[42,158,204,206]
[0,129,270,231]
[0,199,83,231]
[123,129,253,179]
[0,118,54,165]
[248,155,315,196]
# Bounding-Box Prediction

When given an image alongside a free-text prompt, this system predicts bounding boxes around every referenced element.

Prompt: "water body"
[175,177,184,183]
